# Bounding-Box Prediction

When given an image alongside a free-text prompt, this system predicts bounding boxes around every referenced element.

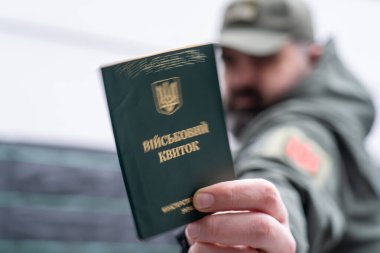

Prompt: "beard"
[226,87,266,137]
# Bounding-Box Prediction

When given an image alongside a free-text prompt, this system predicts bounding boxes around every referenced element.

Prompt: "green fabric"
[234,40,380,253]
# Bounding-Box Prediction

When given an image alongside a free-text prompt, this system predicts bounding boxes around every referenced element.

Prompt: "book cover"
[101,44,235,239]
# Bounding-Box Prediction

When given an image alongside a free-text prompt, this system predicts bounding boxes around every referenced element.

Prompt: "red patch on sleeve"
[285,137,321,175]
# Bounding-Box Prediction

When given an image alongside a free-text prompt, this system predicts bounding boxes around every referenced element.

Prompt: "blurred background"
[0,0,379,252]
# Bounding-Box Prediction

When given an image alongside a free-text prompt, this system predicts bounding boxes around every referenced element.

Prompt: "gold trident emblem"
[152,77,183,115]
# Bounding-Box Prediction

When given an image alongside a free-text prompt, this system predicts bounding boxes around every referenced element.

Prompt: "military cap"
[220,0,314,56]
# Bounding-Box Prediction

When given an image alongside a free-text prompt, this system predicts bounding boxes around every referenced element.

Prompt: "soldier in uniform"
[178,0,380,252]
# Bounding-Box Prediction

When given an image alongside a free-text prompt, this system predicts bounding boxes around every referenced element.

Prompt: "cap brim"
[219,28,290,56]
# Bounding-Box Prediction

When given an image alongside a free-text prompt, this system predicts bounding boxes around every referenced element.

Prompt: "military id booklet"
[101,44,235,239]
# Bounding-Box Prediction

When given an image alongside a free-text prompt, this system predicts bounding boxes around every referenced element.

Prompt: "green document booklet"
[101,44,235,239]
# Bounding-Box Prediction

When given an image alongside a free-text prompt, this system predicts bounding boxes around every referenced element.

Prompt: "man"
[179,0,380,252]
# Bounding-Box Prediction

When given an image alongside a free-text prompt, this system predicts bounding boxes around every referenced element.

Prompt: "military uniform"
[232,40,380,253]
[178,39,380,253]
[178,0,380,252]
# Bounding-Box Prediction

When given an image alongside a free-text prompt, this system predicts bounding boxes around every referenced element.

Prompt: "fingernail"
[195,192,214,209]
[186,223,200,239]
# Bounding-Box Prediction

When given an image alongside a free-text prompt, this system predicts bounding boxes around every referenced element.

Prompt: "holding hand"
[185,179,296,253]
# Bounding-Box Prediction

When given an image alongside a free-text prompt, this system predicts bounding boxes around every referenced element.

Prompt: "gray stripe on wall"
[0,161,127,197]
[0,207,178,244]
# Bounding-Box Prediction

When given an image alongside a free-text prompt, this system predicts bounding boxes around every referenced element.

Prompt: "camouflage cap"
[220,0,314,56]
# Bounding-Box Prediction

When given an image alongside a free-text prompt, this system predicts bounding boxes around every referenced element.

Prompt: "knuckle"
[225,183,236,202]
[250,215,273,240]
[219,181,239,204]
[259,180,279,205]
[259,181,289,223]
[204,216,220,236]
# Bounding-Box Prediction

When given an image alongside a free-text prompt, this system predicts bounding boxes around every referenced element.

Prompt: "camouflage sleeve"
[234,120,346,253]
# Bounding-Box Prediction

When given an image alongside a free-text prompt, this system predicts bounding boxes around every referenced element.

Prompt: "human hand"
[185,179,296,253]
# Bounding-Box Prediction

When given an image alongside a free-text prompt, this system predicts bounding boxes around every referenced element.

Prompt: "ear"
[308,43,323,64]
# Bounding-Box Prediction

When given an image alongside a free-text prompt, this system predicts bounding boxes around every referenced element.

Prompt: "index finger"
[193,179,288,223]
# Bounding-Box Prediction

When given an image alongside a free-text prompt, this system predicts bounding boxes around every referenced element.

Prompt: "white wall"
[0,0,379,162]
